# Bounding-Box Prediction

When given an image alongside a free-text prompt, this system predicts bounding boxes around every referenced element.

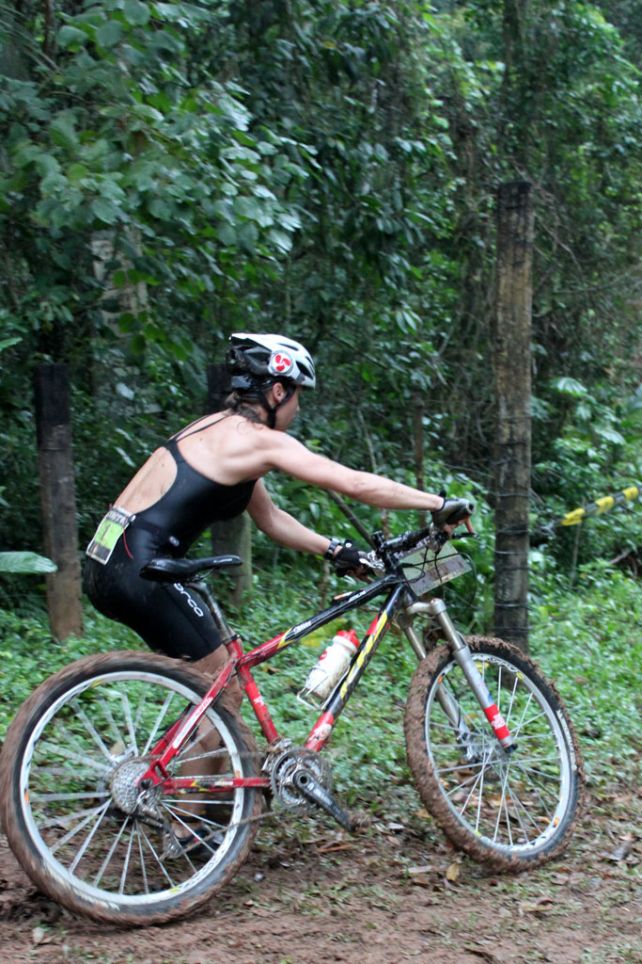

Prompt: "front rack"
[399,540,471,597]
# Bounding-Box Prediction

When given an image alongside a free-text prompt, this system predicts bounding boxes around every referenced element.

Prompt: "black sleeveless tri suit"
[84,419,255,660]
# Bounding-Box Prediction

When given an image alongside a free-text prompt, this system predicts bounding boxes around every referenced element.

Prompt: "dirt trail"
[0,786,639,964]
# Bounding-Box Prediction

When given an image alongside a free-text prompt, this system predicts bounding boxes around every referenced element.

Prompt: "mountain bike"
[0,521,584,926]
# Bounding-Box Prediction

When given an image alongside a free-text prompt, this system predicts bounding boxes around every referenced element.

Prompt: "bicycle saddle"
[139,555,242,583]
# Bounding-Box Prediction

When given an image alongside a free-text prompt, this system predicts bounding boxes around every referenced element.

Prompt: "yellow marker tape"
[561,485,640,527]
[561,507,586,527]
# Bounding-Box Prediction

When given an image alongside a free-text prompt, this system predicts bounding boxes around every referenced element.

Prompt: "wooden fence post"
[34,363,83,639]
[206,364,253,604]
[493,181,534,650]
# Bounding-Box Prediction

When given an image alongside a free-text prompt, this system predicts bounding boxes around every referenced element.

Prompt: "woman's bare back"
[114,413,271,515]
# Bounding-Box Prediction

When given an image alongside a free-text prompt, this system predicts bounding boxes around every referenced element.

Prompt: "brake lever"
[364,551,386,573]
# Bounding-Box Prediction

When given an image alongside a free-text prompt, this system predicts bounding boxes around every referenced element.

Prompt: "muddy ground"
[0,781,639,964]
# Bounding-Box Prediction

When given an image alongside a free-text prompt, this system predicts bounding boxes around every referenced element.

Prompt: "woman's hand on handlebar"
[329,541,378,579]
[431,496,476,536]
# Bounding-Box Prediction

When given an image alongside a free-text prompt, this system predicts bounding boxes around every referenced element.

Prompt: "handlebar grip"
[432,498,474,527]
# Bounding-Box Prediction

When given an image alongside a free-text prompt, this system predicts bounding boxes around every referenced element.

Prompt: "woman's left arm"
[247,480,332,556]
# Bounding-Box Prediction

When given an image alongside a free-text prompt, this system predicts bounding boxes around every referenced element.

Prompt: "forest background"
[0,0,641,797]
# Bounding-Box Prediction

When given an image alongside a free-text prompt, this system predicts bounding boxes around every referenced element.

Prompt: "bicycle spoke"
[38,740,111,775]
[94,815,131,887]
[175,747,230,766]
[492,766,512,845]
[474,750,489,834]
[44,802,110,837]
[161,807,220,857]
[458,767,485,817]
[510,760,562,785]
[503,673,520,728]
[74,707,116,763]
[504,780,543,838]
[141,692,177,757]
[433,760,485,775]
[444,768,485,796]
[120,691,140,756]
[98,698,127,752]
[162,803,229,829]
[135,823,150,896]
[119,822,136,895]
[138,826,176,888]
[69,801,112,873]
[31,790,110,803]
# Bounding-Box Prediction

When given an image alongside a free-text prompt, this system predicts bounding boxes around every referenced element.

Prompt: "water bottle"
[301,629,360,702]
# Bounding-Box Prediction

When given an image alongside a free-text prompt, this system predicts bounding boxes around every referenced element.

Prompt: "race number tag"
[86,507,133,565]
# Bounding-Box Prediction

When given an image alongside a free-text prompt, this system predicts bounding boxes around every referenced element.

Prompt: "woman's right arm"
[262,433,445,512]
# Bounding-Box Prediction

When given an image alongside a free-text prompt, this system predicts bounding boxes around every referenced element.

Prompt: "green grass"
[0,562,640,800]
[530,563,642,788]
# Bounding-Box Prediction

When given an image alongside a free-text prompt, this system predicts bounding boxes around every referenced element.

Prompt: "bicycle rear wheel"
[0,651,262,926]
[405,636,584,871]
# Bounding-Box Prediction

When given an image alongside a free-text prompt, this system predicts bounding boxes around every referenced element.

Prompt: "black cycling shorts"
[84,535,223,661]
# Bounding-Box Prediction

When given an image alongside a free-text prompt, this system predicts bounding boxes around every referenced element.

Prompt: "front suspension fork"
[403,599,515,750]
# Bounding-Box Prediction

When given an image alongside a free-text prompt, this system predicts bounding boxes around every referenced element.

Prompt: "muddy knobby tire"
[0,651,263,926]
[405,636,584,872]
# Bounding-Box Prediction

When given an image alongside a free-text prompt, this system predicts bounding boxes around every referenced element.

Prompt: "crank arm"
[292,769,355,831]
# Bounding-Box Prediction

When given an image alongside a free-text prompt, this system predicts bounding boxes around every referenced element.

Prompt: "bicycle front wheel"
[405,636,584,871]
[0,651,262,926]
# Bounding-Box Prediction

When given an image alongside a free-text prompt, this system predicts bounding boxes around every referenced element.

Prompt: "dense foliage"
[1,0,641,581]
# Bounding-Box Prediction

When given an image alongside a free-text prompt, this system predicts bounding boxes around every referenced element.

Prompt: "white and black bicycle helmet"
[228,333,316,388]
[227,332,316,427]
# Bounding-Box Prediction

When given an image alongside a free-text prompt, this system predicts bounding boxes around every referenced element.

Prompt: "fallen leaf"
[408,864,434,876]
[445,861,461,882]
[316,842,356,853]
[519,896,555,915]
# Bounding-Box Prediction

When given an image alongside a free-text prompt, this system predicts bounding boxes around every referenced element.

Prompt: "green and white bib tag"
[86,507,133,565]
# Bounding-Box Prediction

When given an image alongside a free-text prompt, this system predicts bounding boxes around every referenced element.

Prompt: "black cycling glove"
[431,497,475,528]
[328,541,371,577]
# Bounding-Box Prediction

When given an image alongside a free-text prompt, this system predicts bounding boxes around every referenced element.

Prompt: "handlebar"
[372,526,434,556]
[333,495,475,577]
[365,509,475,573]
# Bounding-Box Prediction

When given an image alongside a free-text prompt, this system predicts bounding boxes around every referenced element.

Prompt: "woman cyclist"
[85,332,472,690]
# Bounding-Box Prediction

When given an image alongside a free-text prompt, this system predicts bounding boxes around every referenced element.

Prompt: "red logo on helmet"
[270,352,294,375]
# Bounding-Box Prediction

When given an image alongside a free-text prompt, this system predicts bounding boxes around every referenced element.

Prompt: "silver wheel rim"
[425,652,574,856]
[19,669,247,909]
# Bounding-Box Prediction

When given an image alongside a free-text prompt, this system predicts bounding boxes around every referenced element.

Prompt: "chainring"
[269,748,332,813]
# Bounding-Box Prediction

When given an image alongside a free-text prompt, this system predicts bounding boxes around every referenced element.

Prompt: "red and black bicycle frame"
[142,573,406,791]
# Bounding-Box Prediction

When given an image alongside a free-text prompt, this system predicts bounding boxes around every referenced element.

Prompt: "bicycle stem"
[404,599,515,750]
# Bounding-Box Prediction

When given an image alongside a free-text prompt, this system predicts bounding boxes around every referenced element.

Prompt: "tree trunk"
[493,181,533,650]
[34,364,84,640]
[207,364,253,604]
